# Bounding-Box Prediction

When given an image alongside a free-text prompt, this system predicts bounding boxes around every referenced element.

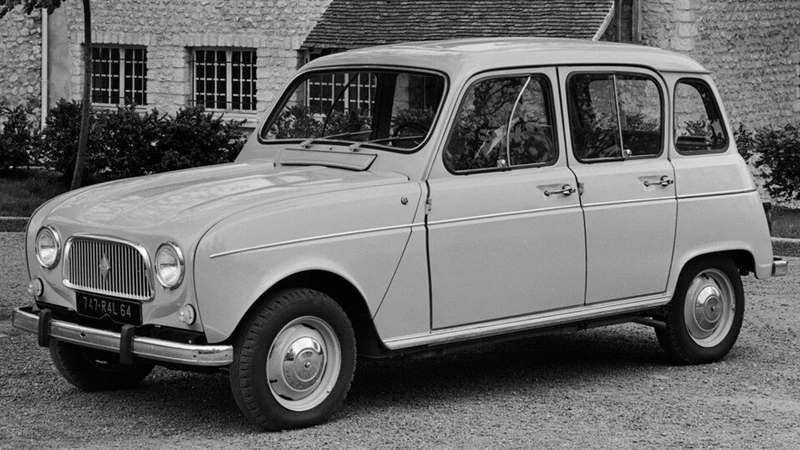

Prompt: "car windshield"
[260,69,446,151]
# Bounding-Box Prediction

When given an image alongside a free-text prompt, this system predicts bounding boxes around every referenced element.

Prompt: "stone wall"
[641,0,800,129]
[54,0,333,124]
[0,8,41,113]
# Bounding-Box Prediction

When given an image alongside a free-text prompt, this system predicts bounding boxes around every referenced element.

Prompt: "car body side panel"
[372,225,431,341]
[671,191,773,282]
[670,153,756,197]
[194,182,422,343]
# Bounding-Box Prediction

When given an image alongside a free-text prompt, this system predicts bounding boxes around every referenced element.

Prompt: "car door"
[559,67,677,304]
[426,69,586,329]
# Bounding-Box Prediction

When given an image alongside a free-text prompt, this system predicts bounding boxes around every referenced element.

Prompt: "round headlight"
[155,243,184,289]
[35,226,61,269]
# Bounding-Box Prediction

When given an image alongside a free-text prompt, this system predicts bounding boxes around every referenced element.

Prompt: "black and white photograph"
[1,0,798,448]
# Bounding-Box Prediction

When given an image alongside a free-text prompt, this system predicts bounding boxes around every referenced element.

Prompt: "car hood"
[42,161,409,233]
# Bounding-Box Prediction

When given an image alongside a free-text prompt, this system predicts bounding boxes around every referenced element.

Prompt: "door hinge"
[426,197,433,212]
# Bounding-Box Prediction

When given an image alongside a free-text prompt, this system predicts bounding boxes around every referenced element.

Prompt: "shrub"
[92,106,165,183]
[156,106,246,172]
[36,102,246,185]
[0,101,38,172]
[36,100,101,186]
[736,123,800,202]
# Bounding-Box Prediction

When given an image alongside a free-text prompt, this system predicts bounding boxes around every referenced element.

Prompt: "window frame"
[566,70,665,164]
[442,72,560,175]
[190,47,258,113]
[673,77,730,155]
[90,45,148,107]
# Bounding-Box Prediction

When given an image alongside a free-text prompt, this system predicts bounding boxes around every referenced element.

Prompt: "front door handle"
[544,184,576,197]
[644,175,674,187]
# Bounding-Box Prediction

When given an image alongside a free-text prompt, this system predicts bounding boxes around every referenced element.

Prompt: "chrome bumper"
[12,307,233,367]
[773,257,788,277]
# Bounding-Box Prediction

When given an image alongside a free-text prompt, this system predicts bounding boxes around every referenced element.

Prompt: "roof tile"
[303,0,614,49]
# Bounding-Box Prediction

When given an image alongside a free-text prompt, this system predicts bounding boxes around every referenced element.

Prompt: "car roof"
[301,37,709,76]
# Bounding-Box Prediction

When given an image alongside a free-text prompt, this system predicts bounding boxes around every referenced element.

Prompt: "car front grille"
[63,236,153,301]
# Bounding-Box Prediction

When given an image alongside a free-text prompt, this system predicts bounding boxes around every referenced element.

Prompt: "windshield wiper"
[299,130,372,149]
[348,135,426,152]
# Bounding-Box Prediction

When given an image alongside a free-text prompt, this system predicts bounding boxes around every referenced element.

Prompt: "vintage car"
[12,38,788,430]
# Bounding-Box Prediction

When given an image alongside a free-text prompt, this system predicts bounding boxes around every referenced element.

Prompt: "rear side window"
[674,79,728,153]
[444,75,557,173]
[567,73,663,162]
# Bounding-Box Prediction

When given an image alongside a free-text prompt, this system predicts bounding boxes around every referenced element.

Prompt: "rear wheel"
[229,288,356,431]
[50,340,154,391]
[656,257,744,364]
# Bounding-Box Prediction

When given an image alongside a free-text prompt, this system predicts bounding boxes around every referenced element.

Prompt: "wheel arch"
[678,249,755,277]
[230,270,388,358]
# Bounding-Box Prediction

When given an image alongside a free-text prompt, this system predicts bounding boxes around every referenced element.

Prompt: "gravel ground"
[1,231,798,449]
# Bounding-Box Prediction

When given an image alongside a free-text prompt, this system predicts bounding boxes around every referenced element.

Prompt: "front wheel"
[229,288,356,431]
[656,257,744,364]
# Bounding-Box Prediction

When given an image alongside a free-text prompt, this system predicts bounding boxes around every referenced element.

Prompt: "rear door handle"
[544,184,576,197]
[644,176,674,187]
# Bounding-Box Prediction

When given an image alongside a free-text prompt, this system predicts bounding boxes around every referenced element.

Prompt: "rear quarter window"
[674,79,728,154]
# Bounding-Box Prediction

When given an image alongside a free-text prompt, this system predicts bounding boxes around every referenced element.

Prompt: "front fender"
[193,181,423,343]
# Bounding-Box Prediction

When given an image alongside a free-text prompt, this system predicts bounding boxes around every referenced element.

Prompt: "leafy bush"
[269,105,324,139]
[92,106,164,183]
[157,106,245,172]
[267,105,372,141]
[736,123,800,202]
[36,100,101,185]
[36,102,246,185]
[0,101,38,172]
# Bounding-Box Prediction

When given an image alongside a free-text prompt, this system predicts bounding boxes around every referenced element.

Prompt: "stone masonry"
[54,0,333,126]
[0,8,41,113]
[641,0,800,129]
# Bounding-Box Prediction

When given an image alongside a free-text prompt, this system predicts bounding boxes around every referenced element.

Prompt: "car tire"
[49,340,154,391]
[229,288,356,431]
[656,257,744,365]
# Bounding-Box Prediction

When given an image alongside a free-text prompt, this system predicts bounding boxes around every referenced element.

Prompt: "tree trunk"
[70,0,91,190]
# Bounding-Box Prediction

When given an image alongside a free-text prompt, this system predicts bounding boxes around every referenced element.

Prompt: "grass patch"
[0,169,68,217]
[772,206,800,239]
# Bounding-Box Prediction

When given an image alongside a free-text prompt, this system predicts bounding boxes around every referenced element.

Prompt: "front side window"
[444,75,557,172]
[261,70,446,151]
[191,49,257,111]
[91,46,147,106]
[674,79,728,153]
[568,73,662,162]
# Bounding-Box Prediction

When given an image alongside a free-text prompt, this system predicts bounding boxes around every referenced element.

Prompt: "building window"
[303,50,376,115]
[306,72,376,114]
[91,46,147,106]
[190,49,257,111]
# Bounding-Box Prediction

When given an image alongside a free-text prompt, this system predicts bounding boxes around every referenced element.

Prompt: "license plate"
[76,292,142,325]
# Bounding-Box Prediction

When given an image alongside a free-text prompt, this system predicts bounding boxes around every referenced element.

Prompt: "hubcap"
[266,316,341,412]
[683,269,735,347]
[282,337,325,392]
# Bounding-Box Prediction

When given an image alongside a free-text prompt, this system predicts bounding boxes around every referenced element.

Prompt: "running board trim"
[383,295,670,350]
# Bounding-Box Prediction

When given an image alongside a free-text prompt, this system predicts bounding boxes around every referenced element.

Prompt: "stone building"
[611,0,800,129]
[41,0,333,129]
[0,8,42,117]
[2,0,798,130]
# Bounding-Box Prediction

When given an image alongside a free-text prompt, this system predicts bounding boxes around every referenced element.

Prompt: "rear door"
[558,67,677,304]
